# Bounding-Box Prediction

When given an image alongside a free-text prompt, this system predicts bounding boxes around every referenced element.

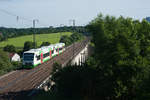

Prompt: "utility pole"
[69,19,76,58]
[60,24,64,40]
[33,19,39,49]
[73,20,75,58]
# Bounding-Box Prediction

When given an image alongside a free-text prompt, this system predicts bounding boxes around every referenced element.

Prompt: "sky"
[0,0,150,28]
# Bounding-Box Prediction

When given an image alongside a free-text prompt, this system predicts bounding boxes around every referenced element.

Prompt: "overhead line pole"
[33,19,39,49]
[60,24,64,39]
[73,19,75,58]
[69,19,76,58]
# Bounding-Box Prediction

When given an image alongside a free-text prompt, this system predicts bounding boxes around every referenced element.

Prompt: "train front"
[23,52,35,68]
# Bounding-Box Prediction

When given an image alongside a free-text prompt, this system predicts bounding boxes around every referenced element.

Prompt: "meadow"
[0,32,72,48]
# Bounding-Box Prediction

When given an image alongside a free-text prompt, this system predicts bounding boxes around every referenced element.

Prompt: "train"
[22,43,65,68]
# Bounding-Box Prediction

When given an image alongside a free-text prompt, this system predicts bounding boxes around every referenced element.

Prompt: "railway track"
[0,38,90,100]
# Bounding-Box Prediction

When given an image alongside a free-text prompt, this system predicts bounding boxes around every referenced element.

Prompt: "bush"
[23,41,35,51]
[40,42,51,47]
[59,33,84,46]
[3,45,16,53]
[0,50,12,75]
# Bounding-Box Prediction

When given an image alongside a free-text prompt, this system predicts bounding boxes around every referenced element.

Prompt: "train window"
[43,52,49,58]
[36,55,40,60]
[56,48,58,52]
[51,50,54,54]
[59,47,63,51]
[24,53,34,56]
[23,53,34,61]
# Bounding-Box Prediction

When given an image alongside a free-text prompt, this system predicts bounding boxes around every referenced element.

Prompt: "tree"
[0,33,3,41]
[59,33,84,46]
[23,41,34,52]
[51,61,118,100]
[59,35,72,46]
[0,50,12,75]
[87,14,150,99]
[70,32,83,42]
[3,45,16,53]
[40,42,51,47]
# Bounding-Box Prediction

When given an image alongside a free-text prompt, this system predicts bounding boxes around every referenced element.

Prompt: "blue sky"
[0,0,150,28]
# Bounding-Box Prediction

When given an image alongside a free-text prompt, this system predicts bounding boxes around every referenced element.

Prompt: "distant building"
[146,17,150,22]
[9,53,21,62]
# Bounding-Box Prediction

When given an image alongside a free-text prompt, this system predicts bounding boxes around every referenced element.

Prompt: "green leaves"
[59,33,84,46]
[0,50,12,75]
[23,41,35,51]
[87,14,150,99]
[40,42,51,47]
[3,45,16,53]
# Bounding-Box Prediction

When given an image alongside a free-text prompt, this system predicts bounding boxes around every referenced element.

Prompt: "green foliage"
[3,45,16,53]
[40,42,51,47]
[52,62,122,100]
[0,26,86,42]
[11,62,22,70]
[51,64,97,99]
[70,32,83,42]
[0,32,72,48]
[23,41,34,52]
[52,62,62,74]
[87,14,150,99]
[29,90,81,100]
[0,34,3,41]
[59,32,84,46]
[0,50,12,75]
[59,35,72,46]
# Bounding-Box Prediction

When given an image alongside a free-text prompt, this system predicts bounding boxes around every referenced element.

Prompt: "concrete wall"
[71,44,89,65]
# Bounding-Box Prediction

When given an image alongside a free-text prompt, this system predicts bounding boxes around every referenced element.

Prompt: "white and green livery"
[23,43,65,68]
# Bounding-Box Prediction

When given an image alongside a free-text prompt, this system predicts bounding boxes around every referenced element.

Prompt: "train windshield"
[23,53,34,61]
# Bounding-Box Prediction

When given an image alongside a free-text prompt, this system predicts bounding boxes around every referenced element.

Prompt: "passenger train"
[23,43,65,68]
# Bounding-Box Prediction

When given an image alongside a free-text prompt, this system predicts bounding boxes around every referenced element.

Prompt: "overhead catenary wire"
[0,8,48,27]
[0,8,51,49]
[0,8,32,22]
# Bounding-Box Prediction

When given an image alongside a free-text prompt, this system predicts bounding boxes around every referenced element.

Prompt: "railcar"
[22,43,65,68]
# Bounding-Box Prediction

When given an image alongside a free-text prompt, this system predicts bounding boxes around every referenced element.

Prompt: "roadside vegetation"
[32,14,150,100]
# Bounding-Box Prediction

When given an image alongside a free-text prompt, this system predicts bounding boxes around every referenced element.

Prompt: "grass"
[0,32,72,48]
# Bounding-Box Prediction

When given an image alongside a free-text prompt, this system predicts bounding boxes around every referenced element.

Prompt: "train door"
[49,50,51,58]
[41,53,43,63]
[57,48,59,55]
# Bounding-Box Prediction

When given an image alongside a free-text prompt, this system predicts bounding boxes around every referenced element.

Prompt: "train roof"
[54,43,65,48]
[24,43,65,54]
[24,48,41,53]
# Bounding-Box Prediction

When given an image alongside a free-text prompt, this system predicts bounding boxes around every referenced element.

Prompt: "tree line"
[0,26,88,41]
